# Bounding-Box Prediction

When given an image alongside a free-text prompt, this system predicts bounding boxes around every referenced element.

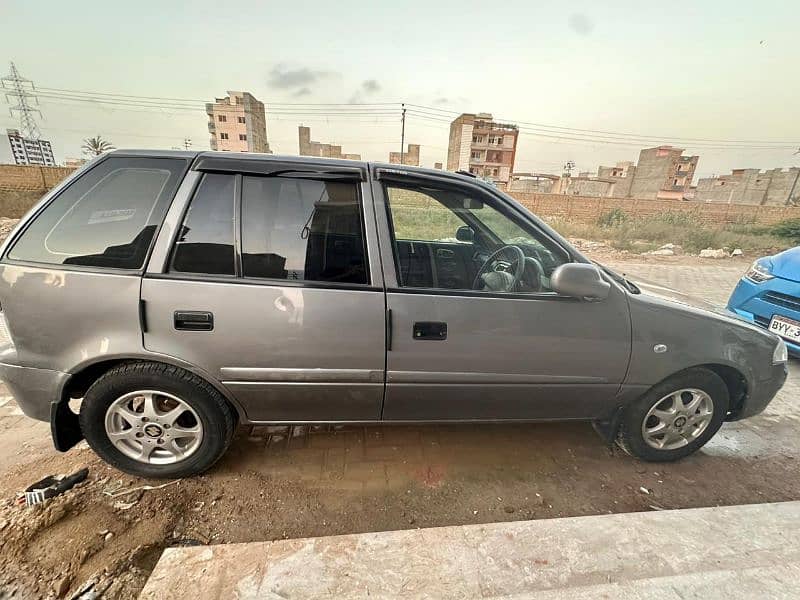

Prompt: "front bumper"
[0,362,68,422]
[730,362,788,420]
[728,276,800,355]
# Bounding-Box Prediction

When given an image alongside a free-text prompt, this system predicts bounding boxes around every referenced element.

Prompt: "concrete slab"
[140,501,800,599]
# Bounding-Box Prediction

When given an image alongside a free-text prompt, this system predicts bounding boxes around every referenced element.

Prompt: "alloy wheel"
[641,388,714,450]
[104,390,203,464]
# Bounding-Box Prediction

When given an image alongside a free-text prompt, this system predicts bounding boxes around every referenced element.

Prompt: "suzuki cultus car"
[0,151,788,477]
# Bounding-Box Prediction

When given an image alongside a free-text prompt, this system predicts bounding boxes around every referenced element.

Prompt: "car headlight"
[744,260,774,283]
[773,338,788,364]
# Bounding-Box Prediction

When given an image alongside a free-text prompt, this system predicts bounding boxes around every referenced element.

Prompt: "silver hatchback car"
[0,151,788,477]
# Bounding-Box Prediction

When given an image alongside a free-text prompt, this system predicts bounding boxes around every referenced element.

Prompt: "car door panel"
[142,277,385,421]
[143,162,387,423]
[383,286,630,420]
[374,171,632,422]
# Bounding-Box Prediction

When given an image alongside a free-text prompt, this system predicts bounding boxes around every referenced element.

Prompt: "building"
[627,146,698,200]
[64,157,88,169]
[434,162,443,170]
[206,91,271,153]
[553,173,618,197]
[507,173,560,194]
[389,143,420,166]
[695,168,800,206]
[446,113,518,183]
[298,126,360,160]
[6,129,55,166]
[597,161,636,198]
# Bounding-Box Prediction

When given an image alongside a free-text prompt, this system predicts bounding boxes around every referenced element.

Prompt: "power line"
[32,86,799,147]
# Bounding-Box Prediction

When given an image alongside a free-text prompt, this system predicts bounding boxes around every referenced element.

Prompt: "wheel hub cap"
[144,424,163,438]
[641,388,714,451]
[104,390,204,465]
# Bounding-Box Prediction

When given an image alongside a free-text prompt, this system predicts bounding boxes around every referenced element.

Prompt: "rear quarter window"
[7,157,186,270]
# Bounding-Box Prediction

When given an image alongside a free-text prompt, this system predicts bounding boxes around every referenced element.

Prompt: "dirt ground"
[1,250,797,599]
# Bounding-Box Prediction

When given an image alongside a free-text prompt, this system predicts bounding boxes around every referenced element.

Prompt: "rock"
[55,574,72,598]
[104,532,114,542]
[660,243,683,254]
[699,248,727,259]
[639,486,651,495]
[504,506,515,514]
[644,248,674,256]
[731,248,743,257]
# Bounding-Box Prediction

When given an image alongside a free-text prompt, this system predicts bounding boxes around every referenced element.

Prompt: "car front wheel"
[616,367,729,462]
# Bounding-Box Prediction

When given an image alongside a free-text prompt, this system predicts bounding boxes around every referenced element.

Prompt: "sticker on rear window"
[87,209,136,225]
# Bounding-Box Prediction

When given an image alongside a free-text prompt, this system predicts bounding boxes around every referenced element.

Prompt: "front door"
[375,173,631,421]
[142,163,386,422]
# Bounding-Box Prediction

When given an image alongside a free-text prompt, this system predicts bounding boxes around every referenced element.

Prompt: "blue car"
[728,247,800,355]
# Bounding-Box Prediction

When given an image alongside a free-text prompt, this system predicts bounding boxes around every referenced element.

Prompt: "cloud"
[267,65,335,89]
[568,13,594,36]
[292,87,312,97]
[348,79,382,103]
[362,79,381,93]
[434,97,449,105]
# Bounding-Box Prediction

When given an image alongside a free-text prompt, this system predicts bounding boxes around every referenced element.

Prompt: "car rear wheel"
[616,367,729,462]
[80,362,236,478]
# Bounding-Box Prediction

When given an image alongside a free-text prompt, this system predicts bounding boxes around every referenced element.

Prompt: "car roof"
[108,149,484,186]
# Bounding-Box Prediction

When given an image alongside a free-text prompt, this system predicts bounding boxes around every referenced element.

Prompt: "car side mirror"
[455,226,475,243]
[551,263,611,301]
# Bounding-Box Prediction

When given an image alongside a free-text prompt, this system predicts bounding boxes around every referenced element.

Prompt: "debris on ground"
[699,247,728,259]
[19,467,89,507]
[102,479,179,498]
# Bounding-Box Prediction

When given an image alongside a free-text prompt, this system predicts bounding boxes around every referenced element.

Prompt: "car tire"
[79,362,237,478]
[616,367,729,462]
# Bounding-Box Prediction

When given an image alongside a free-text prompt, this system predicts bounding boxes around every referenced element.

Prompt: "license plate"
[768,315,800,341]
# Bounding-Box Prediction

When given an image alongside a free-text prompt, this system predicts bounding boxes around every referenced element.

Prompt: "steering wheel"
[472,245,526,292]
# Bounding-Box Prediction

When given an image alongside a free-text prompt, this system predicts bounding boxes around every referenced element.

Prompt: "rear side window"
[241,177,368,284]
[8,157,185,269]
[170,174,236,276]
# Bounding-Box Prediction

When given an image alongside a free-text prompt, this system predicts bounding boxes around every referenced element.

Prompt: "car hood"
[632,278,722,312]
[767,246,800,283]
[628,276,775,339]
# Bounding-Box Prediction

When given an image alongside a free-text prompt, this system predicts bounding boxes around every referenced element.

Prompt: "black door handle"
[174,311,214,331]
[413,321,447,340]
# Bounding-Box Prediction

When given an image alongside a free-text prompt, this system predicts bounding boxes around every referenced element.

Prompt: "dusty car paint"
[0,150,787,452]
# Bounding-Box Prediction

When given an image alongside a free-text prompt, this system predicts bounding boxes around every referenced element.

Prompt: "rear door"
[374,170,631,421]
[142,157,386,422]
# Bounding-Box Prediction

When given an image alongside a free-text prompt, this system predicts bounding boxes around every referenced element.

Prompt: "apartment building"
[6,129,55,166]
[446,113,518,183]
[389,143,420,166]
[206,91,271,153]
[298,126,360,160]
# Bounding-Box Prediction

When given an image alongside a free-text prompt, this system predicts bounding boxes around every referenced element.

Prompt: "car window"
[241,176,368,284]
[385,182,568,293]
[7,157,185,269]
[170,173,236,276]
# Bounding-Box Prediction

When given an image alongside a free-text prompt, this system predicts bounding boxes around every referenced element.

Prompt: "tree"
[81,135,115,156]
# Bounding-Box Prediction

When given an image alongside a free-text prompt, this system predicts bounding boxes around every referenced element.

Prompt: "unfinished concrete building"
[206,91,271,153]
[597,161,636,198]
[507,173,560,194]
[695,168,800,206]
[298,126,361,160]
[447,113,518,183]
[627,146,698,200]
[389,144,420,166]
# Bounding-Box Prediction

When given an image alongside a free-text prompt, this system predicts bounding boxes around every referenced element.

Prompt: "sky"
[1,0,798,180]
